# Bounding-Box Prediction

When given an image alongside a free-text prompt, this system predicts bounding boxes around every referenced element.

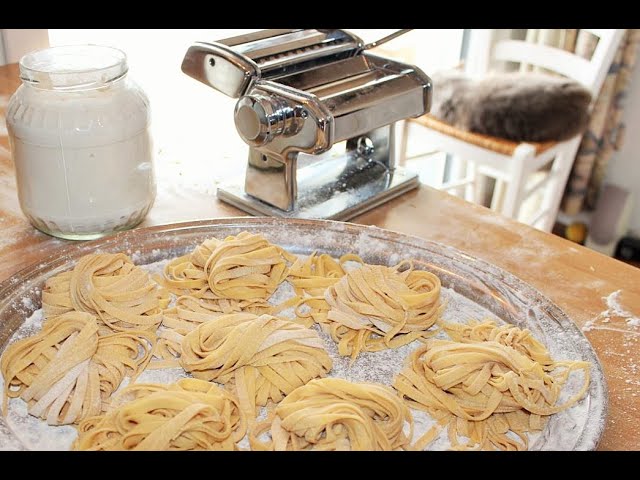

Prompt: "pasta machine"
[181,29,432,220]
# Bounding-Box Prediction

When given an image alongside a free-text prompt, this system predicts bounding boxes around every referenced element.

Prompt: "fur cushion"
[430,70,592,142]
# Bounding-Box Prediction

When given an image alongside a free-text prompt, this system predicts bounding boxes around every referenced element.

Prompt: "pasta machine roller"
[181,29,432,220]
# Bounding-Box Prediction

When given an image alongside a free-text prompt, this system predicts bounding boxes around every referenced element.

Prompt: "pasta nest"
[73,379,246,451]
[152,295,277,369]
[180,313,332,420]
[163,231,297,301]
[42,253,169,332]
[1,311,154,425]
[250,378,413,451]
[393,321,591,450]
[298,261,443,360]
[442,319,555,366]
[287,251,363,298]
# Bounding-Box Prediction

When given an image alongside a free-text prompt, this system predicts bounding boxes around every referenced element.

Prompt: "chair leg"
[475,172,493,207]
[448,154,466,197]
[500,144,536,220]
[491,179,505,211]
[539,137,581,232]
[464,160,478,203]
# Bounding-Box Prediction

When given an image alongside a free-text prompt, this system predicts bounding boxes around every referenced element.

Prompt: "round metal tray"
[0,218,607,450]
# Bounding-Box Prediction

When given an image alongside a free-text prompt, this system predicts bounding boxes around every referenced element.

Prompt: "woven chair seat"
[410,114,557,156]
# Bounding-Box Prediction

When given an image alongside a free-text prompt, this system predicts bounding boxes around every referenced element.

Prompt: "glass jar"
[6,45,156,240]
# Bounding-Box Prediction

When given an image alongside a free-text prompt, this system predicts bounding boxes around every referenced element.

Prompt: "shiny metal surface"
[221,29,363,78]
[363,29,413,50]
[239,81,334,211]
[181,30,363,98]
[181,42,259,98]
[244,149,295,211]
[240,123,404,214]
[277,54,432,143]
[219,165,419,220]
[234,94,304,147]
[181,28,432,218]
[216,29,306,48]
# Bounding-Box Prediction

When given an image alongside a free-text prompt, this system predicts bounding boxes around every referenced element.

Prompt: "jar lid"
[19,45,128,91]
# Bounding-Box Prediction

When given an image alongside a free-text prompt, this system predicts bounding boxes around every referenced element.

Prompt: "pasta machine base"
[217,164,419,221]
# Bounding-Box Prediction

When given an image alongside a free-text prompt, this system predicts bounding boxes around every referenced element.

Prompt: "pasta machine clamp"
[182,29,432,220]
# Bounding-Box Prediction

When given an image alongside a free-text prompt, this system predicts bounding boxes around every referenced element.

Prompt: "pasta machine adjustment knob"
[234,94,301,147]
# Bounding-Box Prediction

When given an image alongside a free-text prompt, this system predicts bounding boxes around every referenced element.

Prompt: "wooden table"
[1,62,639,450]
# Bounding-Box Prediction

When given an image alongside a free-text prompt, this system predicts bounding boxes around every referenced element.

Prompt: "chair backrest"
[491,29,625,98]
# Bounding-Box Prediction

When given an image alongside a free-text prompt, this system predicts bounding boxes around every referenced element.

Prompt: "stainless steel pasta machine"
[181,29,432,220]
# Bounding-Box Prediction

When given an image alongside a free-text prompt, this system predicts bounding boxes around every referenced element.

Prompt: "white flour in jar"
[6,46,156,239]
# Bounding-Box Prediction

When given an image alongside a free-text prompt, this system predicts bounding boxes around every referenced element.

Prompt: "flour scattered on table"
[603,290,640,327]
[583,289,640,332]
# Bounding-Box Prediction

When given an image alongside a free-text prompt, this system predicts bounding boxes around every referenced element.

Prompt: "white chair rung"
[441,177,474,191]
[493,40,593,86]
[529,208,552,228]
[477,164,512,183]
[523,172,555,201]
[403,149,440,162]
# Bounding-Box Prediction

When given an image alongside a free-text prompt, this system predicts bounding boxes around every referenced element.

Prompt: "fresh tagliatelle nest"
[394,320,591,451]
[250,378,413,451]
[73,378,247,451]
[0,231,592,451]
[297,261,444,360]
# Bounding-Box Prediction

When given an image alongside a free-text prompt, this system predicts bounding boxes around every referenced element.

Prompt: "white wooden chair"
[400,29,625,232]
